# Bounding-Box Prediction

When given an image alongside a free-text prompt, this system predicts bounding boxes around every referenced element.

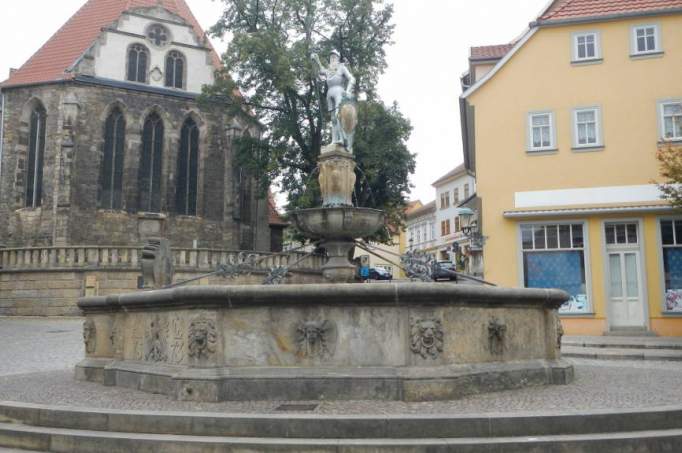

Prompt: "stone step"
[563,336,682,350]
[3,401,682,439]
[562,346,682,361]
[2,421,682,453]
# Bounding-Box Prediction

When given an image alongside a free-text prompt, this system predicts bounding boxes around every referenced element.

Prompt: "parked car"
[368,267,393,281]
[433,261,457,281]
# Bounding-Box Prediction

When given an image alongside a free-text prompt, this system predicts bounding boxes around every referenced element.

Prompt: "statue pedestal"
[321,240,356,282]
[319,144,356,207]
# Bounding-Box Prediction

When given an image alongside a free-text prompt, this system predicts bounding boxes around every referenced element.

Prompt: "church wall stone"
[0,81,270,250]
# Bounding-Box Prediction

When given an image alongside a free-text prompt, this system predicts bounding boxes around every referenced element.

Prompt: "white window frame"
[572,106,603,149]
[527,111,556,153]
[517,220,593,314]
[572,31,601,62]
[658,100,682,141]
[631,24,662,56]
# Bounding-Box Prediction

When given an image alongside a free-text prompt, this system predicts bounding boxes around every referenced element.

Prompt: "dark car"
[433,261,457,281]
[368,267,393,280]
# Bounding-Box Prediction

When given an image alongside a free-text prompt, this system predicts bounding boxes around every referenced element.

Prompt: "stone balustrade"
[0,246,323,272]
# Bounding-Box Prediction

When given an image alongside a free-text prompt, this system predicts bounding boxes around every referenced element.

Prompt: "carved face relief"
[410,318,444,359]
[188,317,217,359]
[83,319,96,354]
[488,318,507,355]
[295,320,336,359]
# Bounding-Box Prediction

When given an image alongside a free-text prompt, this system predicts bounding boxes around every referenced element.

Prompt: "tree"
[204,0,415,242]
[657,142,682,208]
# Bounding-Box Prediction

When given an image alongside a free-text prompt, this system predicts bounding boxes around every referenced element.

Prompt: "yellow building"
[461,0,682,336]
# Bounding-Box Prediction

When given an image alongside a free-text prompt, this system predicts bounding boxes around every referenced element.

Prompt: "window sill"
[630,51,664,60]
[571,58,603,66]
[658,139,682,146]
[559,312,595,317]
[661,311,682,317]
[572,145,604,153]
[526,148,558,156]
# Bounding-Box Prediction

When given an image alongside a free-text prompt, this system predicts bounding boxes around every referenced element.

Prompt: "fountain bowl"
[291,206,385,240]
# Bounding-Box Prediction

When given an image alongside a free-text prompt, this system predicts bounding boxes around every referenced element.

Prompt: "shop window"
[521,223,588,314]
[661,219,682,312]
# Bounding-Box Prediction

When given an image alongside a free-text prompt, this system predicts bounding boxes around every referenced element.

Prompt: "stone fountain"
[75,51,573,402]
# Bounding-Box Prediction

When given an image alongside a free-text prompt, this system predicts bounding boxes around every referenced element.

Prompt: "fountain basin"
[291,206,385,240]
[76,283,573,402]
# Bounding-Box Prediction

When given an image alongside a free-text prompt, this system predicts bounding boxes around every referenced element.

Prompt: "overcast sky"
[1,0,548,205]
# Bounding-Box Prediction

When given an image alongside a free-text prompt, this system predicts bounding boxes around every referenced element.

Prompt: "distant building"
[461,0,682,336]
[432,164,476,261]
[405,200,436,255]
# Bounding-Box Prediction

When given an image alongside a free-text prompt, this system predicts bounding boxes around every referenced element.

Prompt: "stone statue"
[141,238,174,289]
[312,50,357,152]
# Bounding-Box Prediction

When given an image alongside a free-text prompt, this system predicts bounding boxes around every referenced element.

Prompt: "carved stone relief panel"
[110,317,123,358]
[83,319,96,355]
[294,320,337,359]
[145,315,168,362]
[167,315,186,365]
[131,317,145,361]
[488,318,507,356]
[409,318,444,359]
[188,314,218,360]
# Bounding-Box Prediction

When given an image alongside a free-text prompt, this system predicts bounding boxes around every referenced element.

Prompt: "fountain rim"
[78,282,570,313]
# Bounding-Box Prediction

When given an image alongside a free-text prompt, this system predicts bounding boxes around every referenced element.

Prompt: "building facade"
[0,0,275,252]
[432,165,476,261]
[406,200,437,254]
[461,0,682,335]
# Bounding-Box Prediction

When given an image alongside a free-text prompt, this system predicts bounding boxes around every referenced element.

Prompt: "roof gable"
[539,0,682,23]
[2,0,221,88]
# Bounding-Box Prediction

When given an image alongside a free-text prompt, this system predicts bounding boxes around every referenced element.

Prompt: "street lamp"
[458,207,476,236]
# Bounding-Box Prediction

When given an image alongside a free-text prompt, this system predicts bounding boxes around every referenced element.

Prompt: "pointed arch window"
[175,118,199,215]
[138,113,164,212]
[165,51,185,89]
[127,44,149,83]
[98,108,126,209]
[25,105,47,208]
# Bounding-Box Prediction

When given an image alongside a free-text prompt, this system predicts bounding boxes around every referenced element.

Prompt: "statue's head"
[329,50,340,64]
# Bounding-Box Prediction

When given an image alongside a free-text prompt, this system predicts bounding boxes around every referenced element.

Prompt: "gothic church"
[0,0,284,251]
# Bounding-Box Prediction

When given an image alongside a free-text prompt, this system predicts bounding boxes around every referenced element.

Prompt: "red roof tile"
[470,44,515,61]
[268,193,288,226]
[2,0,221,88]
[540,0,682,22]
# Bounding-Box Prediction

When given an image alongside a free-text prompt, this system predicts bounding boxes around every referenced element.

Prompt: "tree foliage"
[203,0,415,241]
[657,142,682,208]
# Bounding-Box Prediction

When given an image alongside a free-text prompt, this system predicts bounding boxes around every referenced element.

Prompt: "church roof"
[2,0,221,88]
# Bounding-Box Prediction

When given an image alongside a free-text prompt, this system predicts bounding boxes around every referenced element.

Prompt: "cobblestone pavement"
[1,318,682,415]
[0,317,82,377]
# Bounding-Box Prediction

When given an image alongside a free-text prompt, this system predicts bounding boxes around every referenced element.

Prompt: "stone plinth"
[76,283,573,402]
[318,144,356,207]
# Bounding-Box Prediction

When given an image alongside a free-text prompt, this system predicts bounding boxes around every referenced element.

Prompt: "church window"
[165,51,185,89]
[127,44,149,83]
[147,24,170,47]
[175,118,199,215]
[138,113,164,212]
[25,104,47,208]
[98,108,126,210]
